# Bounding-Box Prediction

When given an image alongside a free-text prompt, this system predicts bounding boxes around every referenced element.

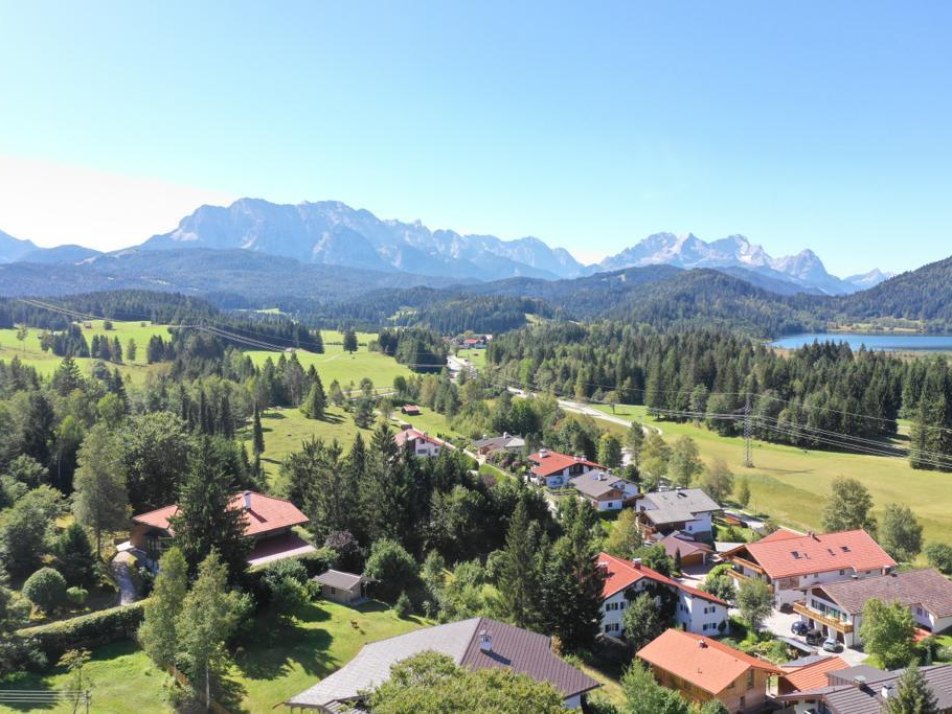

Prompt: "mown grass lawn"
[0,320,170,384]
[589,403,952,546]
[0,601,426,714]
[0,640,174,714]
[389,405,462,443]
[454,348,487,369]
[230,600,426,712]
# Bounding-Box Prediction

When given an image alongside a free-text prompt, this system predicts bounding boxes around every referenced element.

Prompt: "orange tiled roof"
[528,450,602,478]
[132,491,308,538]
[597,552,727,606]
[637,630,782,695]
[781,656,849,692]
[733,529,895,579]
[393,427,444,448]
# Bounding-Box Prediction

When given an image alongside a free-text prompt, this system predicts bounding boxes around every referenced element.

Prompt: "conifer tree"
[886,662,940,714]
[301,376,326,419]
[169,438,250,580]
[496,500,544,629]
[252,405,265,455]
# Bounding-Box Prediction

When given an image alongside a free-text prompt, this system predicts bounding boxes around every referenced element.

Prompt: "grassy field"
[245,330,412,393]
[231,600,425,711]
[390,405,462,442]
[0,640,174,714]
[454,348,487,369]
[0,600,424,714]
[243,406,377,483]
[0,320,170,383]
[589,403,952,546]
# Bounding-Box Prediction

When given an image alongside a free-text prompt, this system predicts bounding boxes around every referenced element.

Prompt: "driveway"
[111,551,138,605]
[762,607,868,666]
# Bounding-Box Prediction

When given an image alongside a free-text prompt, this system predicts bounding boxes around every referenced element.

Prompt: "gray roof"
[314,569,364,590]
[814,568,952,617]
[570,471,635,500]
[285,617,599,709]
[473,434,525,451]
[638,488,721,526]
[777,664,952,714]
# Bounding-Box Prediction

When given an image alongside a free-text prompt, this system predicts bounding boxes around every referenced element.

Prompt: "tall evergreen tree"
[301,376,326,420]
[496,500,544,629]
[169,438,250,580]
[252,405,265,455]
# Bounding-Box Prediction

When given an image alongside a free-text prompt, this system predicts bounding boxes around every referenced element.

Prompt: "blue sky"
[0,1,950,274]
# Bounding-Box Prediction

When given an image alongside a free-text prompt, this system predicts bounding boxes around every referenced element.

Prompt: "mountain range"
[0,198,890,295]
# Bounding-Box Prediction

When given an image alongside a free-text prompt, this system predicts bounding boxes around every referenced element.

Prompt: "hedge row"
[16,601,147,659]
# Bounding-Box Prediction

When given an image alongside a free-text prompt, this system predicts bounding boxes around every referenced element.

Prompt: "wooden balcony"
[793,601,853,633]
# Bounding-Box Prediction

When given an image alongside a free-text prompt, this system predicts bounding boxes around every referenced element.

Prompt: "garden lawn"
[0,641,173,714]
[389,405,462,442]
[245,330,413,394]
[229,599,426,712]
[455,348,486,369]
[589,404,952,546]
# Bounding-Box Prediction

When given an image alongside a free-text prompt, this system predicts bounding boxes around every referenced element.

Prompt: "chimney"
[853,675,867,690]
[479,630,492,653]
[698,640,707,649]
[243,490,252,510]
[881,684,893,700]
[539,448,549,458]
[632,558,642,569]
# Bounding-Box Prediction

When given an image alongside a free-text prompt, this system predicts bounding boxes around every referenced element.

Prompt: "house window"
[746,670,754,690]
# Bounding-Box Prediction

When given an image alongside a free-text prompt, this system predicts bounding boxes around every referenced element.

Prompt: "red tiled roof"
[756,527,805,544]
[132,491,308,538]
[393,427,444,448]
[637,630,783,695]
[735,529,895,579]
[597,552,727,606]
[528,450,602,478]
[781,656,849,692]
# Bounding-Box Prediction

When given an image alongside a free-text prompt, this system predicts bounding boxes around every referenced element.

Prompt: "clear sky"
[1,1,950,275]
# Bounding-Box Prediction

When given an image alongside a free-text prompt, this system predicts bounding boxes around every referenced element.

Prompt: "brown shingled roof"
[813,568,952,617]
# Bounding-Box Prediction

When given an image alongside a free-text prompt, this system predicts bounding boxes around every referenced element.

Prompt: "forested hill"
[832,255,952,324]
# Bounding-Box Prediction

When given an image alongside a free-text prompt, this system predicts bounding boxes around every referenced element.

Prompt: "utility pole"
[743,393,754,468]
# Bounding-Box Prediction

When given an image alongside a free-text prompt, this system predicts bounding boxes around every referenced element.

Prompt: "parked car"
[822,638,842,653]
[791,621,809,636]
[805,629,824,646]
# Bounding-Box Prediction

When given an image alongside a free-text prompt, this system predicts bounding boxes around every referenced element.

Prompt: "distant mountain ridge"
[142,198,588,281]
[597,232,885,295]
[0,198,891,294]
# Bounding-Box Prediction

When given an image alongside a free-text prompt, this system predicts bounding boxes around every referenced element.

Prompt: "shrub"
[392,592,413,619]
[23,568,68,615]
[66,587,88,607]
[16,601,146,659]
[364,539,421,603]
[925,542,952,575]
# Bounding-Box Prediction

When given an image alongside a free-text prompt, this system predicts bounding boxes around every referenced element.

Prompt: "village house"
[399,404,421,416]
[313,569,368,605]
[722,528,896,608]
[129,490,315,568]
[570,470,639,511]
[527,448,602,488]
[473,432,526,457]
[794,567,952,647]
[393,426,446,457]
[634,488,721,541]
[658,531,714,568]
[637,629,782,713]
[284,618,600,711]
[597,552,729,637]
[776,663,952,713]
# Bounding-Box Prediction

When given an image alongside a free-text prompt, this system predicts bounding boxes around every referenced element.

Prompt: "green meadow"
[589,403,952,546]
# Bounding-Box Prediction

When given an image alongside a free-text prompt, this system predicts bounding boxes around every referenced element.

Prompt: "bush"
[23,568,68,615]
[364,539,421,604]
[16,601,146,660]
[925,542,952,575]
[392,592,413,619]
[66,587,88,607]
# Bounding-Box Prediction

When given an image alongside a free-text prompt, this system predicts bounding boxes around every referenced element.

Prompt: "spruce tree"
[496,500,543,629]
[169,438,250,580]
[301,378,326,420]
[252,405,265,455]
[886,661,940,714]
